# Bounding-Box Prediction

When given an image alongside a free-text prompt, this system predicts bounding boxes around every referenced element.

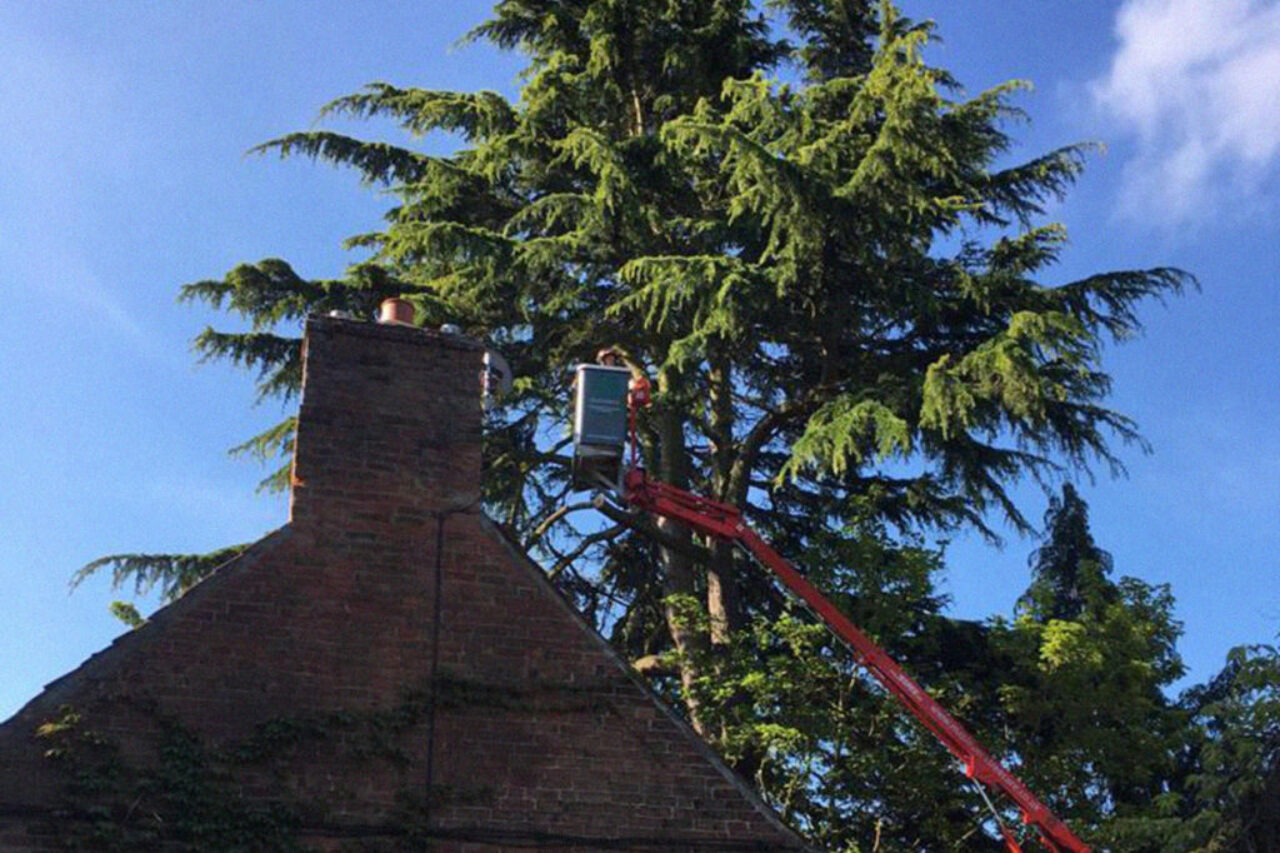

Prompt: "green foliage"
[75,543,250,602]
[37,704,304,851]
[108,600,145,629]
[981,486,1189,849]
[34,678,624,850]
[1163,645,1280,852]
[996,580,1186,832]
[1018,483,1117,621]
[686,528,1013,850]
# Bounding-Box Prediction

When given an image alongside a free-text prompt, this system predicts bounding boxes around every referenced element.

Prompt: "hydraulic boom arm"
[620,467,1091,853]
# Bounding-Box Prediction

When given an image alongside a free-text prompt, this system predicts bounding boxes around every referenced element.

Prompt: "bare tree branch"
[591,496,714,565]
[548,523,626,578]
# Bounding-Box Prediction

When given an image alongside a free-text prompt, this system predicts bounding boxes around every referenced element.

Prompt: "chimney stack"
[288,314,483,530]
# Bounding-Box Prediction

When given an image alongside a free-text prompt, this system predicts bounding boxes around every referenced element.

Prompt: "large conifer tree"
[86,2,1193,848]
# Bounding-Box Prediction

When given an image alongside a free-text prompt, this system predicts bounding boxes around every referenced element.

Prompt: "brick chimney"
[288,314,484,529]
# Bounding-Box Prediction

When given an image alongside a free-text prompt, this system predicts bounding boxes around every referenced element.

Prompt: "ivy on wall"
[32,675,603,851]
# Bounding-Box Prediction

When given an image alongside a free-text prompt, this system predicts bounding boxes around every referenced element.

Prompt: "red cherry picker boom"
[571,362,1091,853]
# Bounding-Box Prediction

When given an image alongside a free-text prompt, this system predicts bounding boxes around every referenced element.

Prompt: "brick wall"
[0,315,810,851]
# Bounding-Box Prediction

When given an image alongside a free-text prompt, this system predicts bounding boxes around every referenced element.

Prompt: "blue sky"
[2,1,1277,722]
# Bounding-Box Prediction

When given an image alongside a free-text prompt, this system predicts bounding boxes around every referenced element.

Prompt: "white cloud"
[1093,0,1280,223]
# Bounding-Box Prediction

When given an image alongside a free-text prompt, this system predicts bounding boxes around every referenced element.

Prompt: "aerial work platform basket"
[572,364,632,490]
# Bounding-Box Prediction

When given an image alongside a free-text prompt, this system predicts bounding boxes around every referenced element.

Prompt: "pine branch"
[251,132,431,186]
[228,416,298,493]
[190,329,301,403]
[319,84,516,141]
[73,544,252,602]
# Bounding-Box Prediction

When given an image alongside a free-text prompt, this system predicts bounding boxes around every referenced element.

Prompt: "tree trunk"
[654,371,710,735]
[707,357,746,646]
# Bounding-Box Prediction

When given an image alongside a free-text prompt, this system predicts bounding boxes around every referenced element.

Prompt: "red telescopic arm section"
[621,468,1091,853]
